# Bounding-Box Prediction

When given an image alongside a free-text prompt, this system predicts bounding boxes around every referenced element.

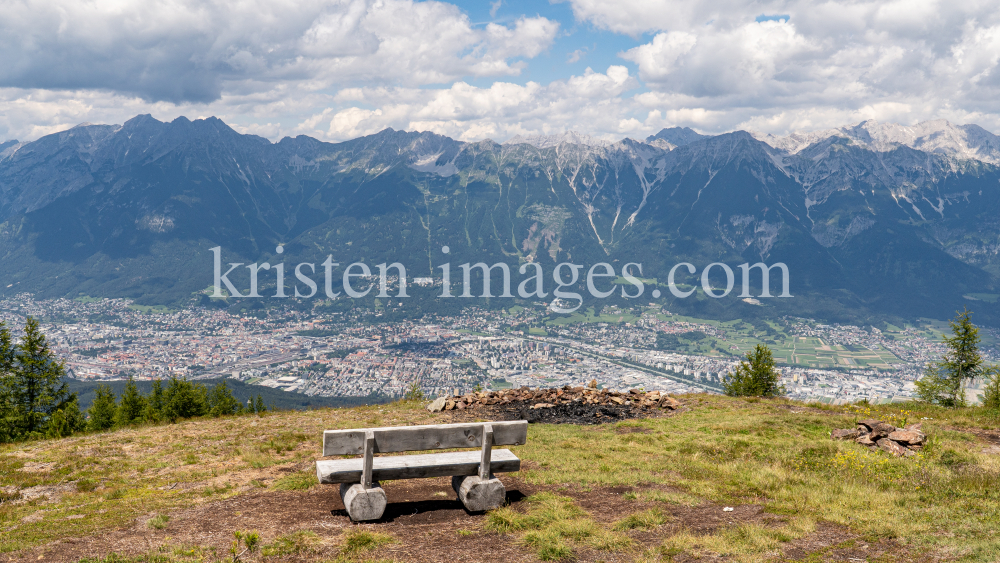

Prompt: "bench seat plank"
[316,449,520,484]
[323,421,527,456]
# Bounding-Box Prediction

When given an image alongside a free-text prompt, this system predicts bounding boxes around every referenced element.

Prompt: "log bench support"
[317,421,526,521]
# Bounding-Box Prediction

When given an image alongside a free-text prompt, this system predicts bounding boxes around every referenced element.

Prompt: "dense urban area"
[1,293,994,405]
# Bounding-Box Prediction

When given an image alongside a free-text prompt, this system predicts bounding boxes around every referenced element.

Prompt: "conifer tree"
[981,366,1000,410]
[917,308,985,407]
[723,344,785,398]
[0,321,15,441]
[254,394,266,414]
[7,317,74,436]
[143,379,164,423]
[114,376,146,427]
[87,384,117,431]
[207,381,240,417]
[163,376,207,422]
[46,398,86,439]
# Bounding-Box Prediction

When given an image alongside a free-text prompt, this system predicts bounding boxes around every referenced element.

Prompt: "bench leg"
[452,474,505,512]
[340,482,387,521]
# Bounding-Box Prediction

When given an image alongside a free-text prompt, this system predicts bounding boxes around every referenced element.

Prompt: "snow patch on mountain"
[752,120,1000,164]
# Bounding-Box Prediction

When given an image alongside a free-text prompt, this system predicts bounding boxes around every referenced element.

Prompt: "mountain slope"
[2,115,999,322]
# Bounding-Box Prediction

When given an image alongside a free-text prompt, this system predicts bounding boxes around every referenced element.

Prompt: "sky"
[2,0,1000,144]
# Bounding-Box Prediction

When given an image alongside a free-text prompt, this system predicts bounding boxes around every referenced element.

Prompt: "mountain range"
[2,115,1000,324]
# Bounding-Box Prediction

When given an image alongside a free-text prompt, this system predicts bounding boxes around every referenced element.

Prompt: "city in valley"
[2,294,994,406]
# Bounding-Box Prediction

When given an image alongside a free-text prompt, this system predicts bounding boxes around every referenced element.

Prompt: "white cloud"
[0,0,558,103]
[566,0,1000,135]
[4,0,1000,145]
[313,66,640,142]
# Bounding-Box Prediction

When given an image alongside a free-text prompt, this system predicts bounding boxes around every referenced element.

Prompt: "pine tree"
[207,381,240,417]
[162,376,207,422]
[0,321,15,441]
[7,317,75,437]
[981,366,1000,410]
[723,344,785,398]
[87,384,117,431]
[917,308,983,407]
[254,395,266,414]
[143,379,164,423]
[114,376,146,427]
[46,398,86,439]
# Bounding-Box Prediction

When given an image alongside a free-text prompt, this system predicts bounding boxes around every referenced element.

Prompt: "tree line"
[0,317,267,443]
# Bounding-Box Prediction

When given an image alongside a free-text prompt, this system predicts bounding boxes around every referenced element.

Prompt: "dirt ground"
[9,472,926,563]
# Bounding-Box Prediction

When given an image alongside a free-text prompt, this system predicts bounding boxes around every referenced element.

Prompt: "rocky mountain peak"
[504,131,613,148]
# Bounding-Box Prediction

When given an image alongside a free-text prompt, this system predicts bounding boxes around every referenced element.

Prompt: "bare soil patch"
[780,522,937,563]
[11,471,946,563]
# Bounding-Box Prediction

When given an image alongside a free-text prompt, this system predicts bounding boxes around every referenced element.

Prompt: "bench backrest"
[323,420,527,456]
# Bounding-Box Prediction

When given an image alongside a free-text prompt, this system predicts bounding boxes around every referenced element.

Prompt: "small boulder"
[869,422,896,440]
[888,429,926,445]
[876,438,909,457]
[427,397,447,413]
[856,434,876,447]
[832,428,860,440]
[857,419,881,431]
[659,397,682,410]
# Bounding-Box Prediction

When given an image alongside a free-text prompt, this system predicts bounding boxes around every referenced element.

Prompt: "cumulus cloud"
[0,0,558,104]
[3,0,1000,144]
[307,65,640,142]
[568,0,1000,134]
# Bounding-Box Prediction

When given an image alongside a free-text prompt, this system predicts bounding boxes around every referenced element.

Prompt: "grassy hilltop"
[2,395,999,563]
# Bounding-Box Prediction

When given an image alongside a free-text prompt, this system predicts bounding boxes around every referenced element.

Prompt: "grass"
[147,514,170,530]
[271,470,316,491]
[486,492,634,559]
[2,395,1000,561]
[261,530,318,557]
[339,530,395,556]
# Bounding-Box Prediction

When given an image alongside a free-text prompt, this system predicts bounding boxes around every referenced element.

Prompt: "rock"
[340,482,387,521]
[832,428,860,440]
[659,397,681,409]
[857,419,881,431]
[888,429,926,445]
[452,475,505,512]
[444,400,455,410]
[610,396,625,405]
[455,402,466,410]
[427,397,447,413]
[904,423,923,432]
[856,434,875,447]
[531,403,555,409]
[870,422,896,440]
[588,379,598,389]
[876,438,909,457]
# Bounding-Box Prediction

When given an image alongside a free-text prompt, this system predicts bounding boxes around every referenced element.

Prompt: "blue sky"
[1,0,999,143]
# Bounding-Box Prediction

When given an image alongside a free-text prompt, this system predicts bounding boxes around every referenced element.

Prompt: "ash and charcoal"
[427,380,682,424]
[490,400,659,424]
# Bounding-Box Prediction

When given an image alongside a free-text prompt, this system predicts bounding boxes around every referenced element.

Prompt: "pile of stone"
[427,380,682,413]
[831,419,926,457]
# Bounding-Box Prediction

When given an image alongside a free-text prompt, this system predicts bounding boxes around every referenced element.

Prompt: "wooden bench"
[316,420,527,521]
